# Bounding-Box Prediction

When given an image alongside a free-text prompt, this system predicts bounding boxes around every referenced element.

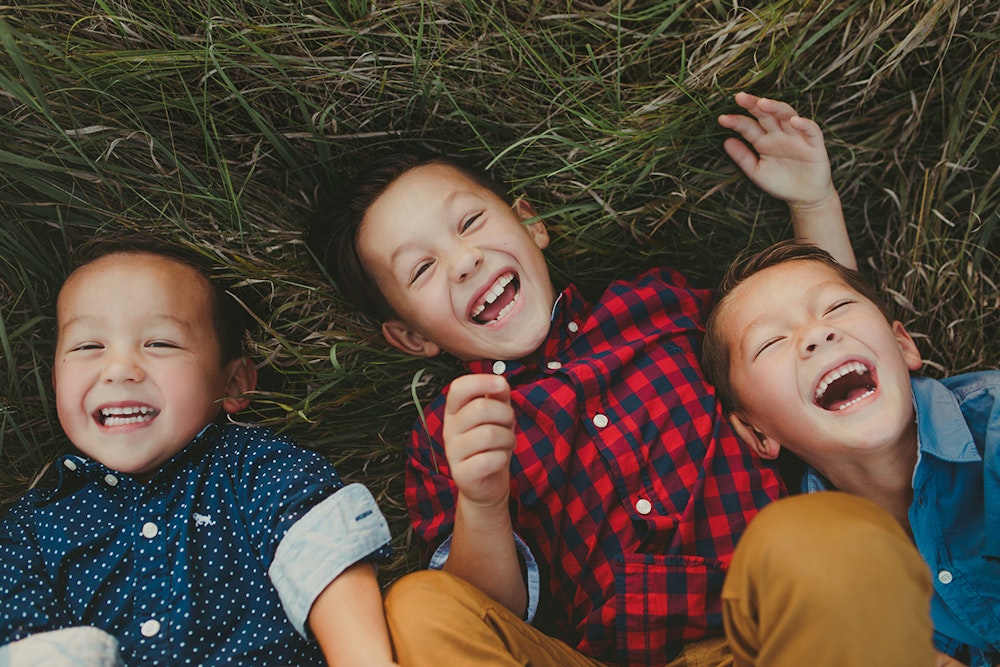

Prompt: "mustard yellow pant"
[385,492,936,667]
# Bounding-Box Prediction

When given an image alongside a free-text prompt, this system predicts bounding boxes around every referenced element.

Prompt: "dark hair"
[307,152,513,323]
[703,240,893,412]
[63,232,253,364]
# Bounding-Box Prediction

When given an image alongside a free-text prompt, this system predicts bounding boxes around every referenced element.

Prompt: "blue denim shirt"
[804,372,1000,667]
[0,423,392,667]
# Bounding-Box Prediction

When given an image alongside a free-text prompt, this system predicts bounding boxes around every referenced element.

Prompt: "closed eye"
[753,336,784,360]
[825,299,855,315]
[410,260,433,285]
[70,342,103,352]
[146,340,179,349]
[461,211,483,233]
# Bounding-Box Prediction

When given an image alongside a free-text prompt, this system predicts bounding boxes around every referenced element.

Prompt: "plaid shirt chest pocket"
[613,552,727,665]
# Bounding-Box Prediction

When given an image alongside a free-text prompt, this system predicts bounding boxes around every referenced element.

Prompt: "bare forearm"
[443,494,527,617]
[789,192,857,270]
[308,562,398,667]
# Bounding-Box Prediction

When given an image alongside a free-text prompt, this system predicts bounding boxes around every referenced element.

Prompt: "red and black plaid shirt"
[406,267,785,665]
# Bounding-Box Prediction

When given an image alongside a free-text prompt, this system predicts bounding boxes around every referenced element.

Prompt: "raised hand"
[718,91,836,210]
[719,92,856,269]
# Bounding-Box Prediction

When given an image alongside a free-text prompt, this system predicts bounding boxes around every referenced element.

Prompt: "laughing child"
[308,94,938,665]
[702,240,999,667]
[0,234,397,667]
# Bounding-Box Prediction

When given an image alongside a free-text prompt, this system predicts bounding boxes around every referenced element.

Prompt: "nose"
[101,351,145,383]
[447,241,484,283]
[799,326,841,357]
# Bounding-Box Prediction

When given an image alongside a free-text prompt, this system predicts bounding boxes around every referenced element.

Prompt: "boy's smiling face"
[717,260,923,468]
[53,252,251,480]
[357,163,556,361]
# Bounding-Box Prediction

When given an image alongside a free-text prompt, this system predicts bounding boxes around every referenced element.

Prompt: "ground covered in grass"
[1,0,997,580]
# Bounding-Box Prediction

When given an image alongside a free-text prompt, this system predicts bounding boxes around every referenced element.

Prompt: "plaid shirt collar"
[463,284,584,378]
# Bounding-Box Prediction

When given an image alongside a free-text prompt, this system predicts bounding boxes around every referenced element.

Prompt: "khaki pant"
[386,492,936,667]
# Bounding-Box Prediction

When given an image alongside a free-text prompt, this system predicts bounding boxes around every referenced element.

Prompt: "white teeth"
[102,406,153,417]
[837,388,875,411]
[814,361,868,400]
[471,273,515,319]
[100,406,157,427]
[493,299,516,321]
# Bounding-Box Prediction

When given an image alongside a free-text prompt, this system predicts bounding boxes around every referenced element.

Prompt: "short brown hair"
[308,152,513,323]
[703,240,893,412]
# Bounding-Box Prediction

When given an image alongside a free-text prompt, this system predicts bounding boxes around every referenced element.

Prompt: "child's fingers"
[742,96,799,135]
[733,91,760,111]
[722,137,760,178]
[753,96,798,121]
[450,395,516,434]
[457,446,513,481]
[446,373,511,415]
[458,423,516,459]
[788,115,824,143]
[717,113,765,144]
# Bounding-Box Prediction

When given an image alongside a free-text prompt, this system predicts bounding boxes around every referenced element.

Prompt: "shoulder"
[1,489,47,529]
[939,370,1000,395]
[609,265,695,291]
[916,371,1000,407]
[604,265,712,305]
[594,266,713,327]
[205,423,328,471]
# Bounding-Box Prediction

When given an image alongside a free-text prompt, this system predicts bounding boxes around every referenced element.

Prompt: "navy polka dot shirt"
[0,423,393,665]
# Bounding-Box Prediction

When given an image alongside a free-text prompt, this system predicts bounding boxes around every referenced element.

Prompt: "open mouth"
[471,272,519,324]
[814,361,876,411]
[96,405,159,427]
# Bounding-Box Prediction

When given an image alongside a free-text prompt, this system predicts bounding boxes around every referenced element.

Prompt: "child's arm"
[308,562,399,667]
[718,92,858,269]
[439,373,527,617]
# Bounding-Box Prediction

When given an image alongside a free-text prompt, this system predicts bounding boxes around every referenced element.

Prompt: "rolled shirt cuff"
[428,531,540,623]
[0,626,123,667]
[270,483,392,635]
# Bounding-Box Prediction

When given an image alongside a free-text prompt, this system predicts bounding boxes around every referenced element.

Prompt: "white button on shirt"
[567,321,579,333]
[103,474,118,487]
[492,360,506,374]
[140,619,161,637]
[141,522,159,539]
[635,498,652,515]
[938,570,953,585]
[63,459,78,471]
[593,413,609,428]
[546,361,562,370]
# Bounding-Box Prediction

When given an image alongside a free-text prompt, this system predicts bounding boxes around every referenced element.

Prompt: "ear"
[513,196,549,250]
[382,319,441,357]
[221,357,258,414]
[729,413,782,460]
[891,321,923,371]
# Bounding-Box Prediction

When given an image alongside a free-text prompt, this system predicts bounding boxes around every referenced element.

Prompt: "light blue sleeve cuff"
[269,483,392,636]
[0,627,123,667]
[428,532,540,623]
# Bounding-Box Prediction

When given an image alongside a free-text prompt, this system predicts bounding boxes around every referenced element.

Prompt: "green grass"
[1,0,997,581]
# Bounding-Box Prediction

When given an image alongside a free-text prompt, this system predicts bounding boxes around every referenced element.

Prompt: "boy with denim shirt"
[0,235,397,667]
[702,240,999,667]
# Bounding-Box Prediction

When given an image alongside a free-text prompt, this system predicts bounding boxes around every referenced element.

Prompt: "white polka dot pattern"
[0,423,393,666]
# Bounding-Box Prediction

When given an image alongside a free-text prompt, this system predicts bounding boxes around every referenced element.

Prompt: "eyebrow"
[387,188,465,267]
[60,313,194,334]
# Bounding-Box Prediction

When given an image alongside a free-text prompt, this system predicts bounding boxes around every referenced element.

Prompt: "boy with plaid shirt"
[310,94,934,666]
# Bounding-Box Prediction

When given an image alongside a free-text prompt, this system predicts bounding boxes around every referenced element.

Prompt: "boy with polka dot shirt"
[0,235,398,667]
